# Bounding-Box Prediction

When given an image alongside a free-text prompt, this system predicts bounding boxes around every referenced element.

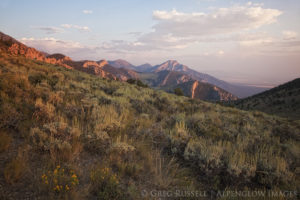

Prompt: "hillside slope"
[0,32,137,81]
[0,51,299,199]
[232,78,300,119]
[139,70,237,101]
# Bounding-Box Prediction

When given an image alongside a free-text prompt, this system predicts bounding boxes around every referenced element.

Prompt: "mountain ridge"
[231,78,300,119]
[0,31,237,101]
[108,57,267,98]
[139,70,237,101]
[0,32,137,81]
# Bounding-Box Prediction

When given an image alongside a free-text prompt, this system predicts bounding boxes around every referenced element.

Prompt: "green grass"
[0,53,299,199]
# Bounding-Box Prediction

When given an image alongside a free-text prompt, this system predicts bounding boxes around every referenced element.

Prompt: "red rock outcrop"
[0,32,137,80]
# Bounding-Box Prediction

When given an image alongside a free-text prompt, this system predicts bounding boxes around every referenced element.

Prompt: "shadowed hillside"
[232,78,300,120]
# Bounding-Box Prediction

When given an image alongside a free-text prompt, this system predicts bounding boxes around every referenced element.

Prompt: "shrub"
[48,91,64,106]
[130,99,154,114]
[126,79,148,88]
[29,122,82,161]
[41,165,79,197]
[4,158,26,184]
[110,135,135,155]
[126,79,136,84]
[0,131,12,152]
[0,103,22,130]
[32,98,55,123]
[136,80,148,88]
[174,88,184,96]
[184,139,223,174]
[83,131,111,154]
[169,121,190,154]
[90,165,126,200]
[47,75,59,89]
[28,73,46,86]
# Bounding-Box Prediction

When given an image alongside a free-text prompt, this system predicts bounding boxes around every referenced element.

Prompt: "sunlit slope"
[0,53,299,199]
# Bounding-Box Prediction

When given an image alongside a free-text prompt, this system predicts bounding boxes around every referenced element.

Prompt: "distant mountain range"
[108,59,267,98]
[138,70,237,101]
[1,31,267,101]
[231,78,300,119]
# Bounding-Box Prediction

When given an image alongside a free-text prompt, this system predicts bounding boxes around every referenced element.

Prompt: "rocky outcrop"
[0,32,137,81]
[191,81,199,99]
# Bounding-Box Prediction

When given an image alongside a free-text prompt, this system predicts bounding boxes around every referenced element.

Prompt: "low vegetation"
[229,78,300,120]
[0,53,299,199]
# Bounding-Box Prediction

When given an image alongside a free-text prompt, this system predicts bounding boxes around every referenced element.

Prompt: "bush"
[126,79,148,88]
[32,98,55,123]
[110,135,135,156]
[29,122,82,161]
[0,103,23,130]
[83,131,111,154]
[168,121,190,154]
[47,75,59,89]
[41,165,79,197]
[126,79,136,84]
[90,165,126,200]
[28,73,46,86]
[0,131,12,152]
[174,88,184,96]
[136,80,148,88]
[4,158,26,184]
[184,139,223,174]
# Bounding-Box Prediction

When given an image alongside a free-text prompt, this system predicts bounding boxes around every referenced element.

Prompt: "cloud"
[218,50,224,55]
[103,3,282,52]
[152,6,281,37]
[61,24,91,32]
[237,32,274,47]
[34,26,64,34]
[19,37,98,59]
[282,31,298,40]
[61,24,72,28]
[82,10,93,14]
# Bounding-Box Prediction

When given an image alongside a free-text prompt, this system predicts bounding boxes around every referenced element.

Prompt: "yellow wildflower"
[71,174,77,178]
[65,185,69,190]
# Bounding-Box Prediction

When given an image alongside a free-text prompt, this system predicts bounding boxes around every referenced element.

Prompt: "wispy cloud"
[82,10,93,14]
[61,24,91,32]
[19,37,98,59]
[33,26,64,34]
[282,31,298,40]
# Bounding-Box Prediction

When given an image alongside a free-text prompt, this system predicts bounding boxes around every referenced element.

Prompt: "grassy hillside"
[0,53,299,199]
[231,78,300,120]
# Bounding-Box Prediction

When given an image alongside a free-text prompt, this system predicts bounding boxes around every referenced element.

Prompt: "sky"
[0,0,299,86]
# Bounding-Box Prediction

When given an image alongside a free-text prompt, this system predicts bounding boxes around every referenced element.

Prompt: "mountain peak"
[165,60,179,66]
[154,60,188,72]
[108,59,136,70]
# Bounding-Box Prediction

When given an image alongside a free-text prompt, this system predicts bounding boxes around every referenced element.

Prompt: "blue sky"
[0,0,299,86]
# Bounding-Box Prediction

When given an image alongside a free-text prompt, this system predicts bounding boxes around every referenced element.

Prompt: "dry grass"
[0,53,299,199]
